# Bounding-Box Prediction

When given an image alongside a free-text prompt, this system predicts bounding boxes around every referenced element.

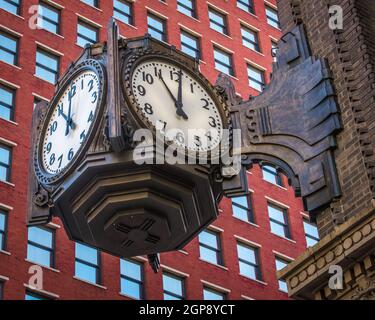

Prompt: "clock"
[124,55,229,156]
[35,60,106,185]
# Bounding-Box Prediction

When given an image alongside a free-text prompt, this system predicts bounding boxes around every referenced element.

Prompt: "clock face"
[41,70,100,175]
[131,59,224,153]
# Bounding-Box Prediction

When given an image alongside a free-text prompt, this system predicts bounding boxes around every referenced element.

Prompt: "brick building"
[0,0,317,300]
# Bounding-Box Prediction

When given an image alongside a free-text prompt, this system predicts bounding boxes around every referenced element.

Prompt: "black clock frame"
[34,59,107,186]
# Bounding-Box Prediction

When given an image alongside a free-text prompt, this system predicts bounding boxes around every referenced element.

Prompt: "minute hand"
[176,70,188,120]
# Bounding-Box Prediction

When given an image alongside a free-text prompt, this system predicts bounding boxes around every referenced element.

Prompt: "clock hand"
[175,70,188,120]
[59,107,76,130]
[65,88,73,136]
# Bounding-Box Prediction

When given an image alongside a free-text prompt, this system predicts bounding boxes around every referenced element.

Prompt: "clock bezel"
[122,50,231,160]
[34,59,107,186]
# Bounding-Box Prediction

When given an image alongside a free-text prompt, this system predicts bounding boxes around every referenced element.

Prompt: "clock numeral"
[49,153,56,166]
[201,98,210,110]
[58,104,64,116]
[88,111,94,123]
[49,121,58,135]
[142,72,154,85]
[190,83,194,93]
[194,135,202,147]
[46,142,52,154]
[176,132,185,144]
[208,116,217,128]
[157,120,167,133]
[137,85,146,96]
[68,148,74,161]
[170,71,179,82]
[88,79,94,92]
[80,130,87,143]
[69,85,77,99]
[205,131,213,141]
[154,67,162,78]
[144,103,153,115]
[91,91,98,103]
[58,154,63,169]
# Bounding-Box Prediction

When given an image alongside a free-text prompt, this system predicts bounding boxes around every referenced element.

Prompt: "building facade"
[0,0,316,300]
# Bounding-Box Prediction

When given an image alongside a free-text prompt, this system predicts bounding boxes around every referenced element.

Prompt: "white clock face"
[131,59,224,152]
[42,70,100,174]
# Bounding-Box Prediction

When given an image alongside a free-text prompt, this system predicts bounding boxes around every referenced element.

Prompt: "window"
[120,259,144,300]
[214,47,234,76]
[27,227,55,268]
[208,8,228,35]
[241,26,260,52]
[180,30,200,60]
[0,0,21,15]
[247,64,265,92]
[271,40,278,61]
[75,242,100,284]
[77,20,99,48]
[0,210,7,251]
[25,291,47,300]
[35,48,59,84]
[266,6,280,29]
[237,242,261,281]
[81,0,98,7]
[0,144,11,182]
[0,31,18,66]
[268,204,291,239]
[262,165,282,186]
[203,287,226,300]
[147,13,167,42]
[0,84,15,121]
[177,0,196,18]
[163,273,185,300]
[38,2,60,34]
[198,229,223,265]
[113,0,132,25]
[232,194,254,223]
[303,219,319,247]
[275,257,289,292]
[237,0,254,14]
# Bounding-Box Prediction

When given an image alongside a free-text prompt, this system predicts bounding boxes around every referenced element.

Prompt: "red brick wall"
[0,0,308,300]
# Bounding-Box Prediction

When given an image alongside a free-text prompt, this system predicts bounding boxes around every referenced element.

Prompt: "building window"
[113,0,132,25]
[177,0,196,18]
[0,84,15,121]
[203,287,226,300]
[232,194,254,223]
[198,229,223,265]
[237,0,254,14]
[25,291,47,300]
[268,204,291,239]
[241,26,260,52]
[147,13,167,42]
[0,31,18,66]
[27,227,55,268]
[120,259,144,300]
[75,243,100,284]
[275,257,289,292]
[81,0,98,8]
[214,47,234,76]
[271,40,278,61]
[180,30,200,60]
[37,2,60,34]
[262,165,283,186]
[237,242,261,281]
[77,20,99,48]
[0,0,21,15]
[208,8,228,35]
[35,48,60,84]
[266,6,280,29]
[163,273,185,300]
[247,64,265,92]
[303,219,319,247]
[0,210,7,251]
[0,144,11,182]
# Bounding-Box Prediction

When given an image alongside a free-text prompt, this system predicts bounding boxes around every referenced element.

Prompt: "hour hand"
[58,106,76,130]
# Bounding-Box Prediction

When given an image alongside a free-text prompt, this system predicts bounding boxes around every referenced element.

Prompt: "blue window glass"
[266,6,280,29]
[0,31,18,65]
[214,47,233,76]
[35,48,59,84]
[203,287,225,300]
[0,84,15,121]
[208,8,227,34]
[241,26,260,52]
[120,259,143,299]
[237,242,261,280]
[232,194,254,222]
[262,165,283,186]
[27,227,54,268]
[180,31,200,59]
[247,64,265,92]
[113,0,132,25]
[37,2,60,34]
[77,20,99,48]
[0,144,11,182]
[163,273,184,300]
[275,257,289,292]
[237,0,254,14]
[198,229,223,265]
[0,210,7,251]
[25,291,47,300]
[147,14,167,42]
[268,204,291,239]
[177,0,196,18]
[75,243,100,284]
[303,219,319,247]
[0,0,21,15]
[81,0,98,7]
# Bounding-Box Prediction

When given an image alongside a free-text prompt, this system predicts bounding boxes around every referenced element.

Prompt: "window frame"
[237,0,255,14]
[208,7,228,35]
[113,0,133,25]
[303,218,319,246]
[27,226,56,268]
[268,203,291,239]
[25,290,48,300]
[81,0,99,8]
[241,25,260,52]
[231,193,254,223]
[38,1,61,35]
[198,229,223,266]
[177,0,196,18]
[120,258,144,300]
[237,242,262,281]
[265,6,280,29]
[147,13,167,42]
[203,286,226,300]
[213,46,234,76]
[0,83,16,122]
[0,30,19,66]
[180,29,201,60]
[247,64,265,92]
[75,242,101,285]
[275,256,289,293]
[77,19,99,48]
[0,0,21,15]
[35,47,60,84]
[0,210,8,251]
[0,143,12,182]
[262,164,283,186]
[162,272,185,300]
